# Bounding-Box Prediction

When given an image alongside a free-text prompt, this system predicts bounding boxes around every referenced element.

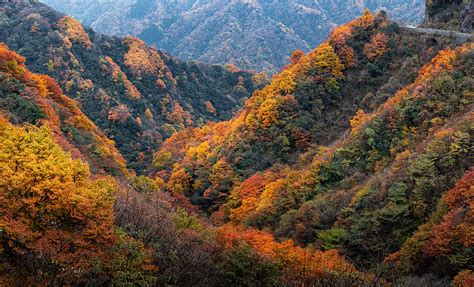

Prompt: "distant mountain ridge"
[41,0,425,73]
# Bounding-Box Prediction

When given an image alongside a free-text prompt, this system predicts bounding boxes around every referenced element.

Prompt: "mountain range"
[41,0,425,73]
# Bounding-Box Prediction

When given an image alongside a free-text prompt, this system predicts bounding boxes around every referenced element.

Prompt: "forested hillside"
[41,0,425,73]
[151,10,474,285]
[0,41,156,285]
[0,42,127,176]
[0,41,375,287]
[0,0,472,286]
[0,0,260,173]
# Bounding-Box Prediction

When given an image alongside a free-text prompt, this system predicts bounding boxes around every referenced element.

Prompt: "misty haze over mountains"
[41,0,425,73]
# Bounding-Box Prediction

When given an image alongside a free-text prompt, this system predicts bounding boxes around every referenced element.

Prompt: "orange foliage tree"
[166,101,193,127]
[205,100,217,114]
[227,171,285,225]
[104,56,141,99]
[0,43,27,80]
[363,33,389,61]
[423,169,473,257]
[329,25,358,68]
[58,16,93,48]
[452,270,474,287]
[350,109,373,135]
[329,25,353,47]
[108,104,132,123]
[217,226,371,285]
[167,164,192,195]
[123,36,165,77]
[290,50,305,65]
[387,169,474,275]
[338,46,358,68]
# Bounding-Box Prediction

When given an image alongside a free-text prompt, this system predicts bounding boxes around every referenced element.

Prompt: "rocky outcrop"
[460,0,473,33]
[424,0,472,31]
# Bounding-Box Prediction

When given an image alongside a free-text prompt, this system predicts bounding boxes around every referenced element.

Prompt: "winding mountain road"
[401,26,473,44]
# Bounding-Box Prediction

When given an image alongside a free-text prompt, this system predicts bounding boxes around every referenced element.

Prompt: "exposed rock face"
[460,0,473,32]
[424,0,471,31]
[41,0,425,73]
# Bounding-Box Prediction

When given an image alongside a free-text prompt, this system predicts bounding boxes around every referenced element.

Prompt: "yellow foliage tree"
[257,98,280,129]
[271,69,297,95]
[0,118,117,282]
[145,107,154,119]
[350,109,373,135]
[167,164,192,195]
[359,9,374,28]
[209,158,234,186]
[301,43,344,79]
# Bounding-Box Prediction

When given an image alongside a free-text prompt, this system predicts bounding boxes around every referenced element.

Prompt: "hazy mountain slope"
[0,0,259,173]
[41,0,425,73]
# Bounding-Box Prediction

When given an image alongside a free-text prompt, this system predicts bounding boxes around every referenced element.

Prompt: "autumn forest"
[0,0,473,286]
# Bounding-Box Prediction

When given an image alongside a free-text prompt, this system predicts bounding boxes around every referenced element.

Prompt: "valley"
[0,0,472,286]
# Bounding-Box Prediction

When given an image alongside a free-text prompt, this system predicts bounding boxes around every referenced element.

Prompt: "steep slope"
[152,10,473,285]
[0,42,127,176]
[0,43,161,285]
[153,11,459,203]
[41,0,425,73]
[424,0,473,32]
[0,0,259,173]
